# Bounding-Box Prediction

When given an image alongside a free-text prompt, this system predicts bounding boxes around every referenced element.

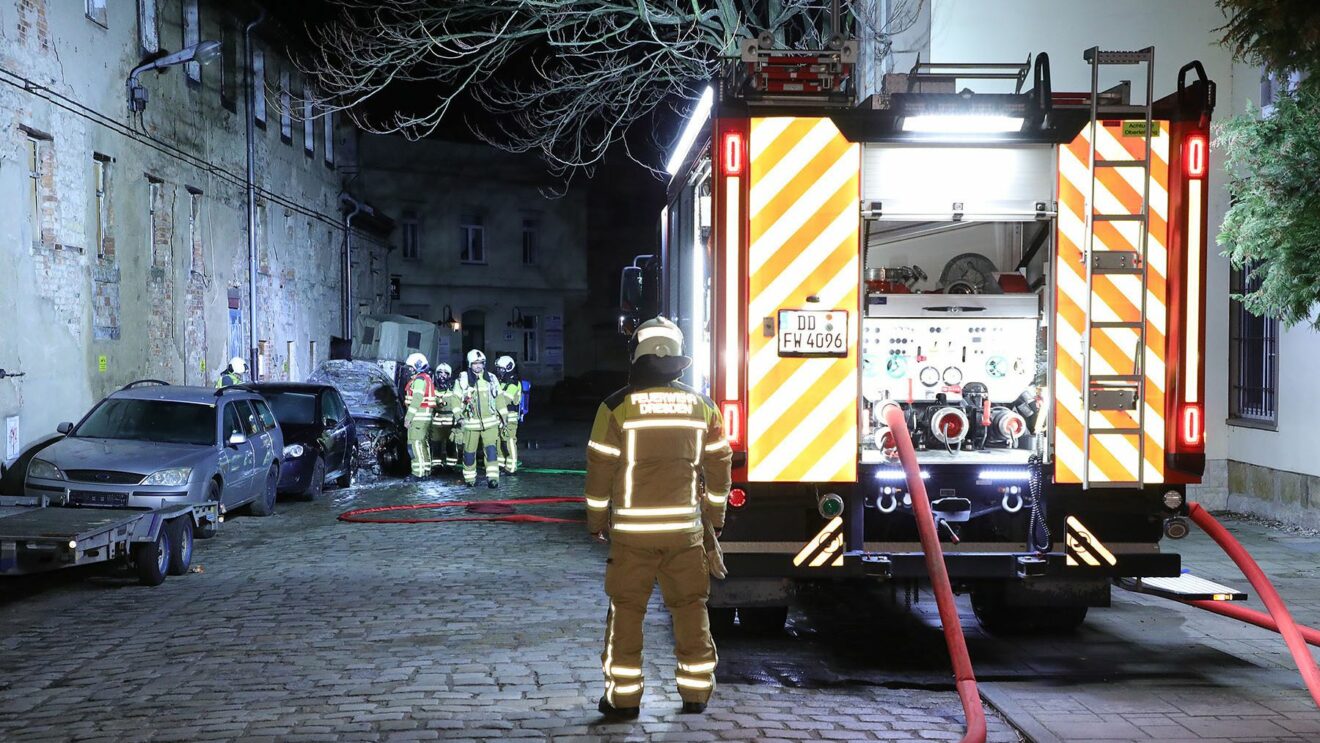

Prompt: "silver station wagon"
[24,381,284,535]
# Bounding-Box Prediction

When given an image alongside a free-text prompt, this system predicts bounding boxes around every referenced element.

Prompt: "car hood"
[40,436,214,475]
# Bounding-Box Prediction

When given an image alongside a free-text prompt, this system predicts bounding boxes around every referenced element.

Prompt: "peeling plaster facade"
[0,0,388,463]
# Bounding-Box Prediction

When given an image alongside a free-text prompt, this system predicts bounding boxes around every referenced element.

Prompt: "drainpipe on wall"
[340,193,363,339]
[244,8,266,378]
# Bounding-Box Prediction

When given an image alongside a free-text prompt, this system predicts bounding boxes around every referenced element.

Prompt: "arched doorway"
[461,310,486,358]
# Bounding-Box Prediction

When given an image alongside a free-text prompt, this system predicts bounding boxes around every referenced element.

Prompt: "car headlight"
[140,467,193,487]
[27,459,64,481]
[283,444,306,458]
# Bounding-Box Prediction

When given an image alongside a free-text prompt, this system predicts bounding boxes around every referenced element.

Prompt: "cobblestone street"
[0,422,1316,741]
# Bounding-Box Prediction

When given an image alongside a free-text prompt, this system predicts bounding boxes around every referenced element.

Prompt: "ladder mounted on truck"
[735,34,857,104]
[1080,46,1155,489]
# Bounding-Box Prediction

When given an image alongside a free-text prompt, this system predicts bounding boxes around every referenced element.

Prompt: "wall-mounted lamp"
[440,304,461,332]
[507,308,525,329]
[127,40,222,113]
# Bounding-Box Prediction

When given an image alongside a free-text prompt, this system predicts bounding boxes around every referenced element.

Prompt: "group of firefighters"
[401,348,525,488]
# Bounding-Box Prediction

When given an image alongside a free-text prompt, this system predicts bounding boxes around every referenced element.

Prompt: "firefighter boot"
[597,697,639,719]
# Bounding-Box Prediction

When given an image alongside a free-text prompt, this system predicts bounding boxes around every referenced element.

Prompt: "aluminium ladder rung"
[1094,105,1153,116]
[1095,159,1148,169]
[1087,427,1143,436]
[1085,480,1143,489]
[1092,213,1147,222]
[1083,48,1154,65]
[1091,321,1144,329]
[1090,374,1143,383]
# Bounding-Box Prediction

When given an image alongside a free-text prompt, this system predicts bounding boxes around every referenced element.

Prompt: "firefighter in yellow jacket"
[494,355,522,474]
[429,363,458,471]
[453,349,503,488]
[585,317,733,718]
[402,353,436,480]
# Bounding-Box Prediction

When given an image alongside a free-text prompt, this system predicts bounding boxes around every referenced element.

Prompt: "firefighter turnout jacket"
[585,385,733,543]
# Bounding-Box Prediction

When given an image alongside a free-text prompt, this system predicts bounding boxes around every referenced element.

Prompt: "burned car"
[307,360,407,476]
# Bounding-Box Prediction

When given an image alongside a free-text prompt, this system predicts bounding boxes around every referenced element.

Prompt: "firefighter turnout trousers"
[454,371,503,485]
[602,534,716,706]
[430,397,458,470]
[585,383,733,707]
[498,381,523,473]
[404,373,437,478]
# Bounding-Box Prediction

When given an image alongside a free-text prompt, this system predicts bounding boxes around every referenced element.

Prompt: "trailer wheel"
[249,464,278,516]
[738,606,789,634]
[195,481,221,539]
[166,518,193,576]
[708,607,736,637]
[133,530,171,586]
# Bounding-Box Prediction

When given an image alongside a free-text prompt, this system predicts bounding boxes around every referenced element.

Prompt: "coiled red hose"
[1186,502,1320,708]
[881,402,987,743]
[339,497,585,524]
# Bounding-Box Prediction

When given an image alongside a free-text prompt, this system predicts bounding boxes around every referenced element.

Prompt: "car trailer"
[0,495,216,586]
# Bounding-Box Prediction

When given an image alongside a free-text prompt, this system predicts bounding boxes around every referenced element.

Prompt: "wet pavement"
[0,420,1315,741]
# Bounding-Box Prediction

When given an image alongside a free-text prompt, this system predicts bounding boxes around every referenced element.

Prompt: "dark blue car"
[244,383,357,499]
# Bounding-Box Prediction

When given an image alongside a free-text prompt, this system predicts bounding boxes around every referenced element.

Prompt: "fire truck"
[619,38,1216,632]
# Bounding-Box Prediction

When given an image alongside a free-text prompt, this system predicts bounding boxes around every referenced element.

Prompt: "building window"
[147,177,163,266]
[522,314,540,364]
[460,215,485,264]
[183,0,200,83]
[279,69,292,144]
[401,210,420,260]
[85,0,107,27]
[187,187,203,273]
[323,109,334,166]
[521,217,538,265]
[137,0,158,55]
[303,92,315,157]
[252,48,266,127]
[26,137,41,244]
[1229,263,1279,427]
[93,155,111,259]
[220,18,237,112]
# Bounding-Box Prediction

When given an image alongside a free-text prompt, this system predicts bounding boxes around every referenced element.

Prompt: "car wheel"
[248,464,278,517]
[166,517,193,576]
[302,457,326,500]
[335,444,356,489]
[195,480,221,539]
[133,530,170,586]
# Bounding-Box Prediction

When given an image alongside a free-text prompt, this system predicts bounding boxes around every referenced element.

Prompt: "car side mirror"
[56,422,73,435]
[227,432,247,447]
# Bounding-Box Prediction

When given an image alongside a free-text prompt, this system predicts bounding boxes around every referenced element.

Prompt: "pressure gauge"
[942,366,963,386]
[919,366,940,387]
[885,355,908,379]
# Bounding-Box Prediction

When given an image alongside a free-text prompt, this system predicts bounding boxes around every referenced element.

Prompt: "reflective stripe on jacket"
[584,383,733,544]
[454,371,502,431]
[404,372,435,426]
[500,381,523,423]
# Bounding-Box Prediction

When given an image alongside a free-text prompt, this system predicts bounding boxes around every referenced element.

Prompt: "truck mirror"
[620,266,643,312]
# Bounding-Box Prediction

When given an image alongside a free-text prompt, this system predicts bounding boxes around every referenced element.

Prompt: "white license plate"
[777,310,849,357]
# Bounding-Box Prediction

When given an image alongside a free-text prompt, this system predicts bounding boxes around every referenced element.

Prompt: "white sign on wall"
[5,415,18,462]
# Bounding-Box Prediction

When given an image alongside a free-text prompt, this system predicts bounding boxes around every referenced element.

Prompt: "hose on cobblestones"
[880,402,987,743]
[518,468,587,475]
[338,497,585,524]
[1183,502,1320,709]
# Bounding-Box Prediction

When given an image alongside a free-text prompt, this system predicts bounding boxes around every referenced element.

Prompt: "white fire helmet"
[405,352,429,371]
[436,363,453,377]
[631,317,686,362]
[495,356,515,374]
[467,349,486,367]
[229,356,247,374]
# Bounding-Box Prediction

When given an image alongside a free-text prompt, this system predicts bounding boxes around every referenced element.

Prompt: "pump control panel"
[862,294,1039,404]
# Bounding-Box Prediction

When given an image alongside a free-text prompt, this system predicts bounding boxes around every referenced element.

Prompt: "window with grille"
[460,215,485,264]
[521,218,538,265]
[137,0,158,56]
[303,92,315,157]
[522,314,540,364]
[1229,263,1279,427]
[401,211,420,260]
[279,69,292,143]
[253,48,267,127]
[85,0,107,27]
[93,155,111,259]
[323,110,334,166]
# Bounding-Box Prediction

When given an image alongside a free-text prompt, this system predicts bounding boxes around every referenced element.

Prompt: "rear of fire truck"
[620,39,1215,633]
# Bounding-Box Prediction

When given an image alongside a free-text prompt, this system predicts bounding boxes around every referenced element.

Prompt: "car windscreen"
[261,391,318,425]
[73,399,215,446]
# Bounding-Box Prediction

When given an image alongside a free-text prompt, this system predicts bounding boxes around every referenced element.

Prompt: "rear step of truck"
[1119,574,1248,602]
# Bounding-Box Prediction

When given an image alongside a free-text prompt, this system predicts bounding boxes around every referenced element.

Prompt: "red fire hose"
[1182,598,1320,647]
[1183,503,1320,708]
[881,402,987,743]
[339,496,585,524]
